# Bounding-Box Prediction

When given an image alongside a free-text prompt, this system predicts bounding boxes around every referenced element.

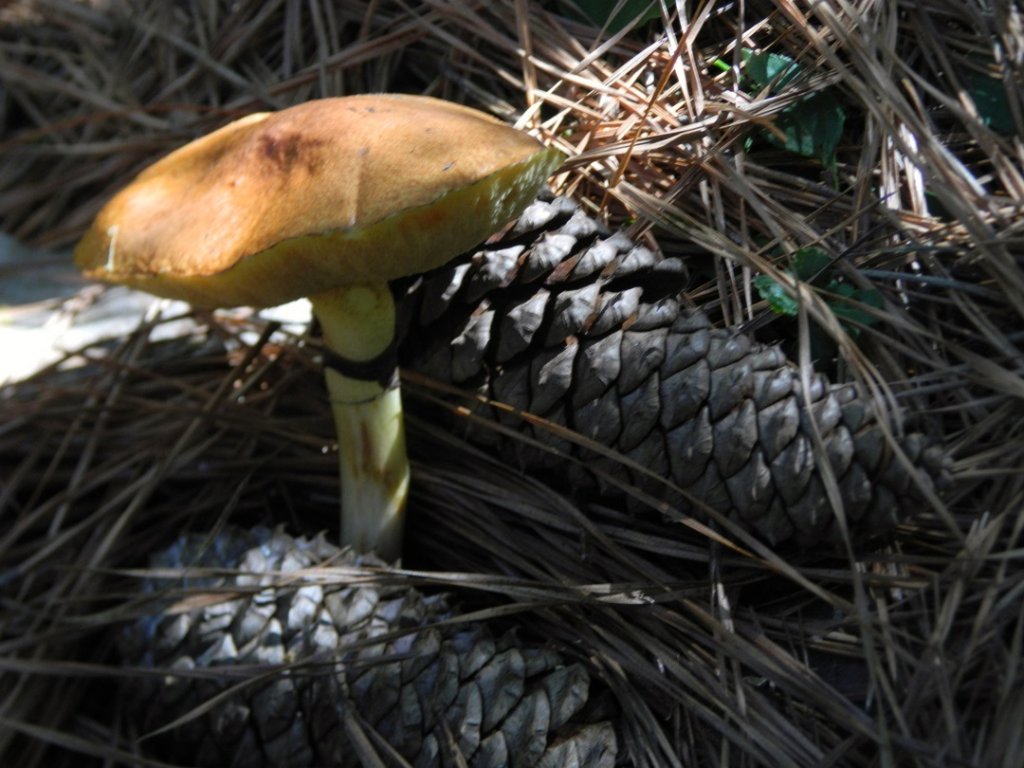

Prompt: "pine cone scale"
[398,194,950,546]
[122,528,616,767]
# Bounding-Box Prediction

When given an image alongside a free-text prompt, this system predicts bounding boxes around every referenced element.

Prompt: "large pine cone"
[397,195,950,546]
[120,527,616,767]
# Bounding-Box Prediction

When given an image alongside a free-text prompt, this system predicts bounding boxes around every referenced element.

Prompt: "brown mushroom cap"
[74,95,563,307]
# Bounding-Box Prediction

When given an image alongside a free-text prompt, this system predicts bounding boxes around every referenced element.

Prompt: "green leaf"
[791,247,832,282]
[743,50,801,92]
[756,248,883,337]
[754,274,799,316]
[771,91,845,170]
[572,0,661,34]
[755,248,830,317]
[828,286,884,334]
[741,48,846,172]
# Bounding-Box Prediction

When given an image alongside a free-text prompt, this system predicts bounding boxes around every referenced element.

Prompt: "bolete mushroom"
[74,95,563,561]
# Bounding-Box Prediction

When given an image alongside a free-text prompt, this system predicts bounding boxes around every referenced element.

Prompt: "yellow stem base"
[311,283,409,562]
[324,369,409,561]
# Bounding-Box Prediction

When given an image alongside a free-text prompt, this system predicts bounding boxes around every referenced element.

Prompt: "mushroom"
[74,95,563,561]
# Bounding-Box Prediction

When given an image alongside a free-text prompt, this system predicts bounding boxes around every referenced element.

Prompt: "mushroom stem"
[310,284,409,561]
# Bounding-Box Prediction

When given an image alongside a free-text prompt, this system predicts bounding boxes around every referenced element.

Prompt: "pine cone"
[397,195,950,546]
[120,527,616,768]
